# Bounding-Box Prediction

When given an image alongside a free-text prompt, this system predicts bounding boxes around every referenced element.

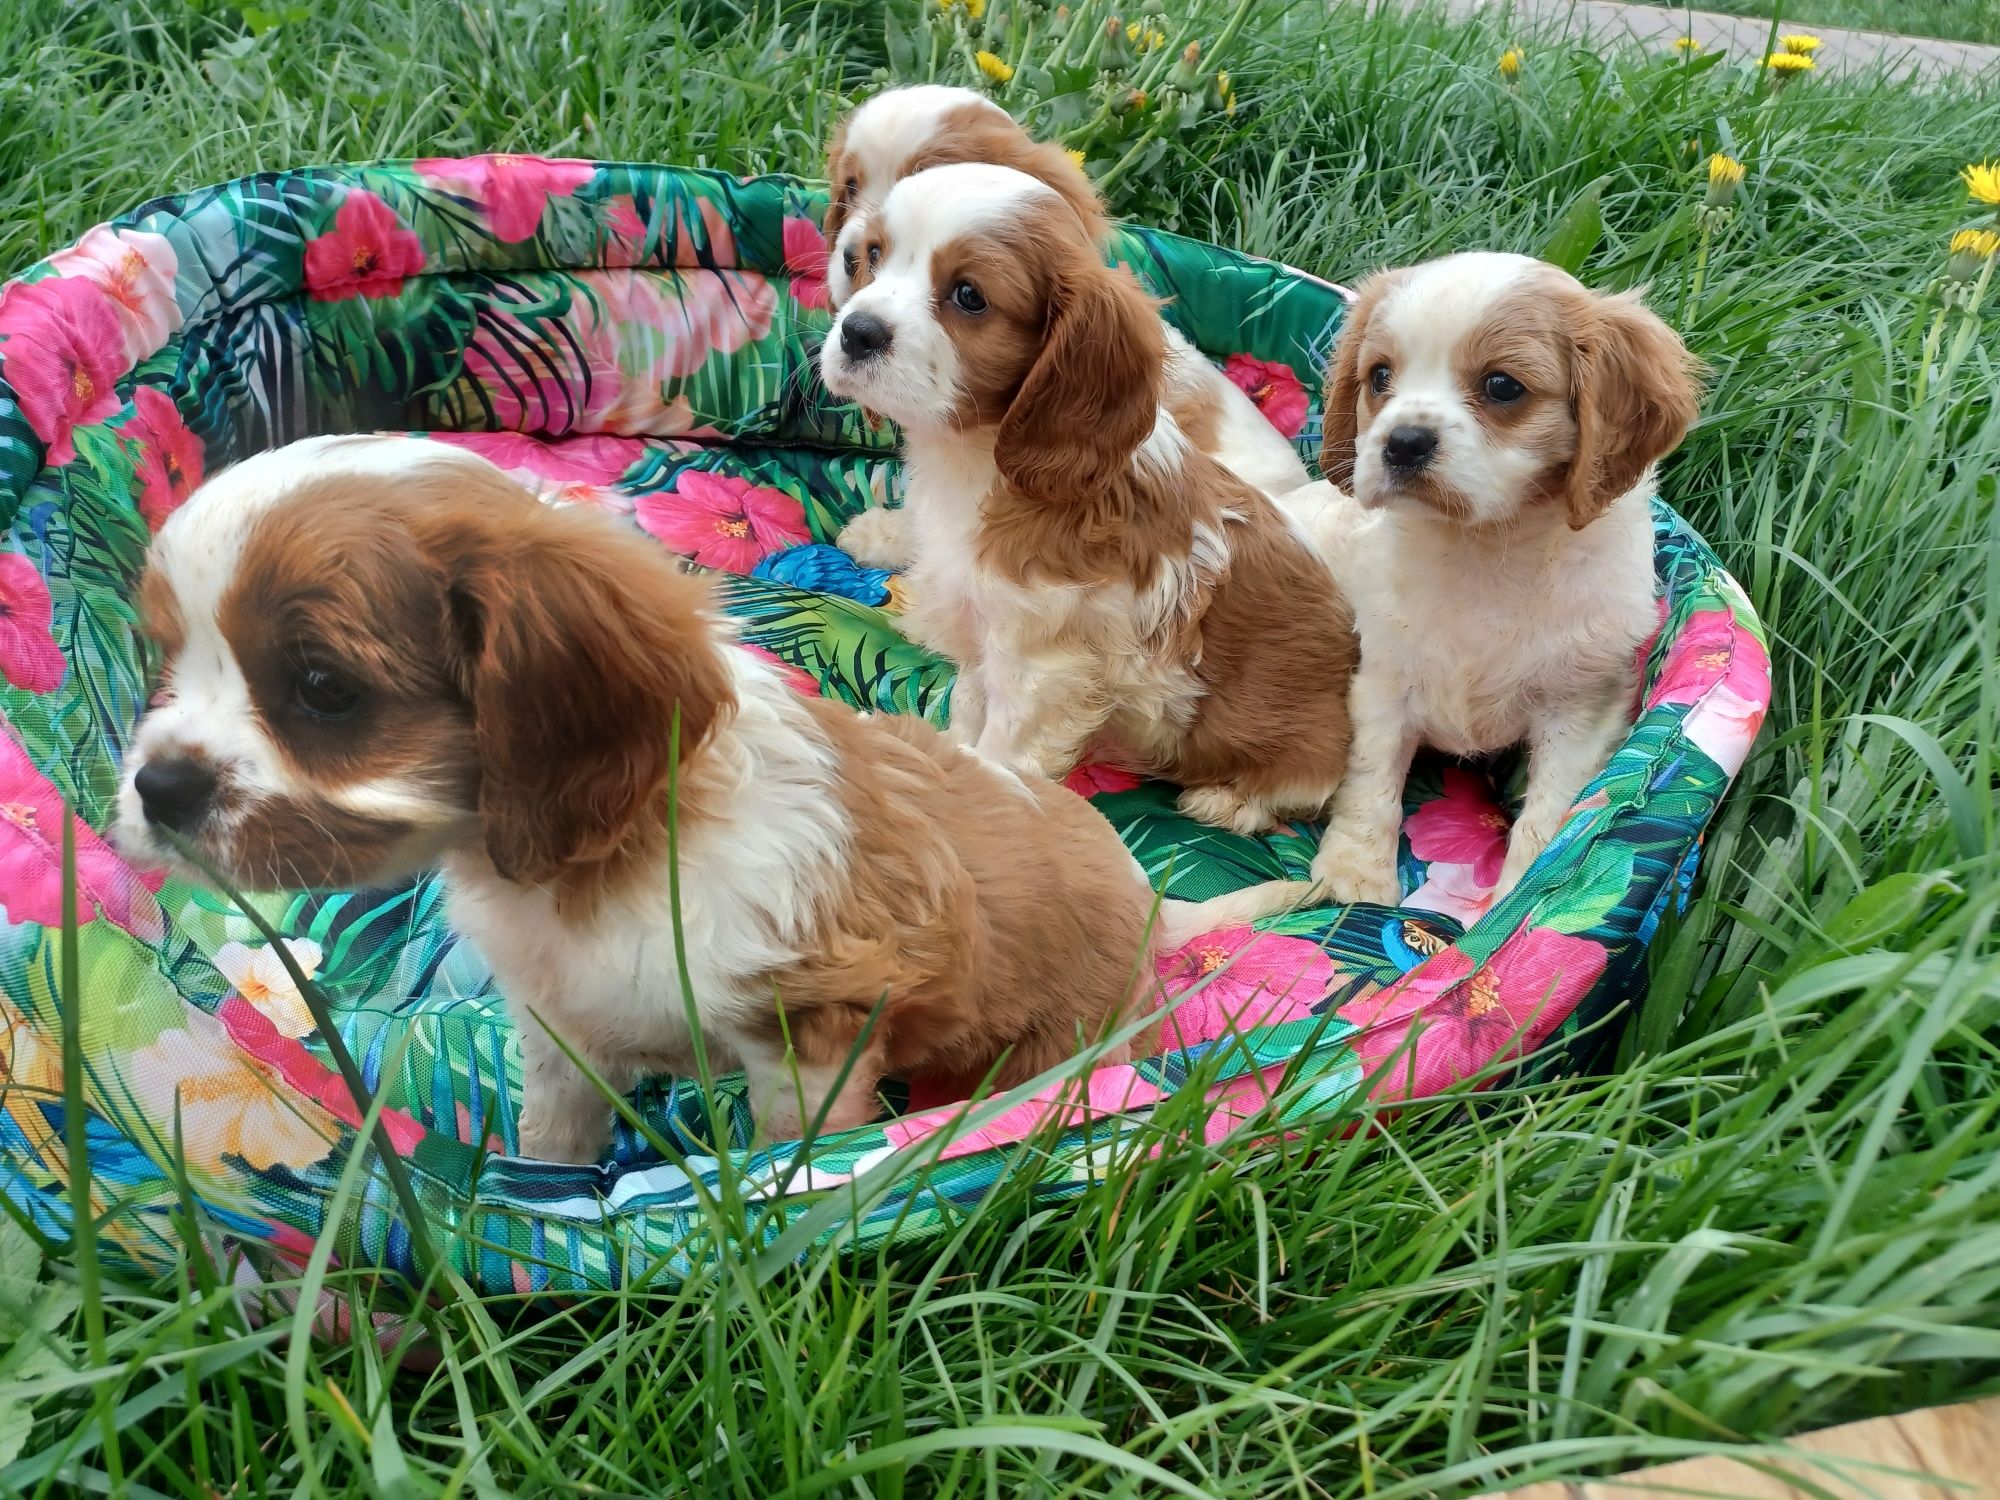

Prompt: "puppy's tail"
[1154,879,1320,952]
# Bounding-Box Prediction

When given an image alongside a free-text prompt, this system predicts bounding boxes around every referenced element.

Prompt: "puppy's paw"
[1309,835,1402,908]
[516,1105,610,1165]
[1492,825,1550,901]
[837,506,913,569]
[1176,783,1273,836]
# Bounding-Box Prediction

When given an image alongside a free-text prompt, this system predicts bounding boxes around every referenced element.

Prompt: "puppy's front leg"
[1493,696,1631,899]
[836,506,913,569]
[515,1009,628,1163]
[974,640,1108,781]
[1311,666,1416,907]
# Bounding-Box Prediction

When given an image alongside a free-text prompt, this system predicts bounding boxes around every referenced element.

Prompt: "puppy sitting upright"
[1305,253,1702,906]
[117,436,1300,1161]
[821,86,1310,568]
[819,163,1355,835]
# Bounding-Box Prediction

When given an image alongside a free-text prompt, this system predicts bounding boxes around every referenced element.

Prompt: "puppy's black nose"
[1383,425,1438,471]
[134,758,217,832]
[839,311,893,362]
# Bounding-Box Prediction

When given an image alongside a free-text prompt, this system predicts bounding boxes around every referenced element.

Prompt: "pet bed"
[0,158,1769,1292]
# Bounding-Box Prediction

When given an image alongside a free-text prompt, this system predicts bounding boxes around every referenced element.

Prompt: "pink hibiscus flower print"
[1404,766,1510,889]
[1645,607,1770,777]
[47,226,182,365]
[428,430,645,487]
[783,216,830,311]
[1064,763,1143,798]
[1222,354,1310,440]
[124,385,204,531]
[303,190,427,302]
[0,274,126,466]
[668,196,738,269]
[0,733,164,936]
[602,195,648,267]
[1153,924,1336,1053]
[0,554,65,694]
[635,469,810,574]
[413,154,596,244]
[1338,926,1606,1100]
[621,269,777,382]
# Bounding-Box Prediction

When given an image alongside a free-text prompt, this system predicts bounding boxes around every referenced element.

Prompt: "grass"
[1635,0,2000,48]
[2,0,1999,1494]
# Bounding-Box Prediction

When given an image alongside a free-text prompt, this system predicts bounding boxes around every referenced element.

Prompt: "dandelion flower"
[1963,161,2000,207]
[1498,46,1524,80]
[1065,148,1086,168]
[1704,152,1745,209]
[1947,227,2000,283]
[1672,36,1703,55]
[1216,69,1236,116]
[936,0,985,17]
[1779,33,1821,54]
[1766,50,1815,74]
[1950,227,2000,258]
[975,50,1014,84]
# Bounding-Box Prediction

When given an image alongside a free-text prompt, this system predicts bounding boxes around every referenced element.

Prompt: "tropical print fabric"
[0,158,1770,1293]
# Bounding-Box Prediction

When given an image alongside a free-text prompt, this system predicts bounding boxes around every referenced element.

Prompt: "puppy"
[1303,253,1702,906]
[819,164,1356,836]
[821,86,1310,568]
[117,435,1301,1161]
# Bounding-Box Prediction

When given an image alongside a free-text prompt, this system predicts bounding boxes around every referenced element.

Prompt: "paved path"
[1421,0,2000,77]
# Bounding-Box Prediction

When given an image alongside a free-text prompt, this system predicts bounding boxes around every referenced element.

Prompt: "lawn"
[2,0,1999,1495]
[1635,0,2000,47]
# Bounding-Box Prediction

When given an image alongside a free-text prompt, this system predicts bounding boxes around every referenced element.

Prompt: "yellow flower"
[1704,151,1745,209]
[1950,227,2000,259]
[975,50,1014,84]
[1947,226,2000,283]
[1672,36,1703,55]
[937,0,985,17]
[1065,147,1086,168]
[1779,33,1821,54]
[1765,50,1815,74]
[1217,69,1236,115]
[1963,161,2000,207]
[1498,46,1524,79]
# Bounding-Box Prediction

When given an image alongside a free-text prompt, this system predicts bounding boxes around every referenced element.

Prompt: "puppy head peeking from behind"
[819,162,1164,502]
[1319,252,1702,531]
[118,435,731,895]
[822,85,1105,310]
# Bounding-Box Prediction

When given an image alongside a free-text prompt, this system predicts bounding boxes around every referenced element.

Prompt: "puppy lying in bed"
[821,85,1310,568]
[819,163,1357,834]
[116,436,1301,1161]
[1300,253,1702,906]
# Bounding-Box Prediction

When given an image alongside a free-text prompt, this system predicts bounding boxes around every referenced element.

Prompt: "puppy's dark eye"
[842,246,858,278]
[844,176,859,203]
[1368,363,1392,395]
[866,243,881,270]
[291,666,361,722]
[951,281,987,314]
[1482,371,1527,404]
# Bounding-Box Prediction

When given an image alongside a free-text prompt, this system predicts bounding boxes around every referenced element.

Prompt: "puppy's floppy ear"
[1318,271,1396,487]
[822,133,855,259]
[1565,289,1704,529]
[430,497,734,886]
[996,253,1164,502]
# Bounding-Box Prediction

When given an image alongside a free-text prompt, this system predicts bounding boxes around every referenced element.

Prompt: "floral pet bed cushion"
[0,157,1770,1293]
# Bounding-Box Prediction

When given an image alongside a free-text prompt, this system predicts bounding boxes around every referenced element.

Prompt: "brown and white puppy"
[822,86,1310,567]
[117,435,1299,1161]
[819,164,1356,835]
[1299,252,1702,906]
